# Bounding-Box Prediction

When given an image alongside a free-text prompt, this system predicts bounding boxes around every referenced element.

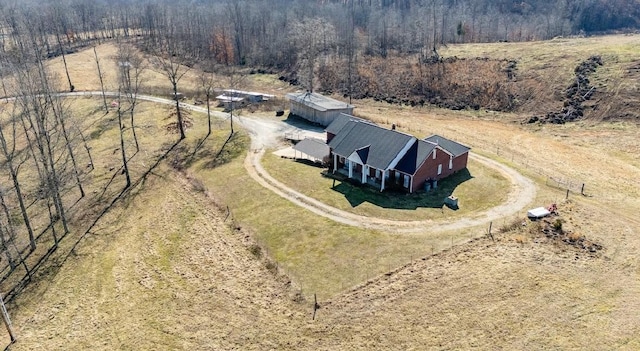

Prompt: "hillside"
[1,35,640,350]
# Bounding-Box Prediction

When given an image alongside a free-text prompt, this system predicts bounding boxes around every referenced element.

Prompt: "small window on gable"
[438,164,442,175]
[432,149,436,159]
[449,156,453,170]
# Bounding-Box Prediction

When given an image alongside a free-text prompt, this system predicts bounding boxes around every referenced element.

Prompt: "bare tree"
[116,89,131,189]
[220,65,248,136]
[199,68,216,139]
[0,102,35,251]
[117,42,145,152]
[289,18,336,92]
[50,96,85,198]
[93,46,109,112]
[152,42,190,140]
[55,32,74,92]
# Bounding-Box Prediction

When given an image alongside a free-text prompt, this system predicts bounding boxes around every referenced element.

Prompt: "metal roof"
[329,121,414,170]
[424,134,471,157]
[286,92,354,112]
[215,94,244,102]
[293,138,330,160]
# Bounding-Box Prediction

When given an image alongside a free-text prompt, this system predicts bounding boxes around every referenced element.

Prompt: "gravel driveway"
[58,91,537,233]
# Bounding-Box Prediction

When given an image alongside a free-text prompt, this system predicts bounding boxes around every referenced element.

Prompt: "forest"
[0,0,636,111]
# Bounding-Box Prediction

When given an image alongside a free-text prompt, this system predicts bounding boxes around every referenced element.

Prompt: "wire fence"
[494,143,589,196]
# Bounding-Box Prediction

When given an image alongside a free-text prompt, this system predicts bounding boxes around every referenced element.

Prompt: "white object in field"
[527,207,551,219]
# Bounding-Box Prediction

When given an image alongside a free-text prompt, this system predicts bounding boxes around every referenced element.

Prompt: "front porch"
[331,154,412,192]
[333,167,383,189]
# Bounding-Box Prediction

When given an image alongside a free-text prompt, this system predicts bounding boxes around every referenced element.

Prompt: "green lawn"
[189,141,480,299]
[262,152,510,221]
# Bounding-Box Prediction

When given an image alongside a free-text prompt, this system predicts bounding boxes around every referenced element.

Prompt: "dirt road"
[57,91,536,232]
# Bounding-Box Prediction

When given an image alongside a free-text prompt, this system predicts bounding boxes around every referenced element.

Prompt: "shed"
[286,92,354,127]
[216,89,275,109]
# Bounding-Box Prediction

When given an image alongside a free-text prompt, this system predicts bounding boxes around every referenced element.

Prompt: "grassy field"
[3,35,640,349]
[262,152,510,221]
[43,43,293,99]
[187,145,472,299]
[440,34,640,119]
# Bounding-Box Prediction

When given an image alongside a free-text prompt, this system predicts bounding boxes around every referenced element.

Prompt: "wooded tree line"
[0,0,637,100]
[0,7,95,296]
[1,0,639,68]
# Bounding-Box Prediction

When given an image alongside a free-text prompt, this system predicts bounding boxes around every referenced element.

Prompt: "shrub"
[552,218,564,232]
[499,218,523,233]
[249,244,262,258]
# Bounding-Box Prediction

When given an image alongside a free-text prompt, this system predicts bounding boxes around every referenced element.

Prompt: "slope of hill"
[3,35,640,350]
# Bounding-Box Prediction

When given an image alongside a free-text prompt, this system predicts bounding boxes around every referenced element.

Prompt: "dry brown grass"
[4,35,640,350]
[44,43,293,99]
[440,34,640,119]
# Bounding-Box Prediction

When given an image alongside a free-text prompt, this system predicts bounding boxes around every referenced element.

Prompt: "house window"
[449,157,453,170]
[395,172,400,183]
[438,164,442,175]
[432,149,436,159]
[403,174,410,188]
[375,169,381,179]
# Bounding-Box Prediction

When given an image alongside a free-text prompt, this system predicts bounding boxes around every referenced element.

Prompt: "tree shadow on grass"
[2,139,183,305]
[201,132,250,169]
[329,169,473,210]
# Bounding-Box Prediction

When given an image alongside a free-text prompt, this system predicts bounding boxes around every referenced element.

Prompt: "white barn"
[286,92,354,126]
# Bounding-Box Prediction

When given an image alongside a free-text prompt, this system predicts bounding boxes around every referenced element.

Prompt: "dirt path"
[56,91,537,233]
[246,149,535,233]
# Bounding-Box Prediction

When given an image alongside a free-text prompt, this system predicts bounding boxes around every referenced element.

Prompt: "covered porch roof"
[293,138,330,160]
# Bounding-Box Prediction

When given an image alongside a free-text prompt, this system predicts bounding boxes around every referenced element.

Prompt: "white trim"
[408,148,435,177]
[381,170,386,191]
[409,175,414,193]
[348,150,364,165]
[362,165,368,184]
[388,138,417,170]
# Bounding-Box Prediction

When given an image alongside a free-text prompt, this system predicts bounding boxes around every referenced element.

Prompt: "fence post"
[312,293,319,320]
[566,189,570,200]
[488,221,494,242]
[581,183,585,195]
